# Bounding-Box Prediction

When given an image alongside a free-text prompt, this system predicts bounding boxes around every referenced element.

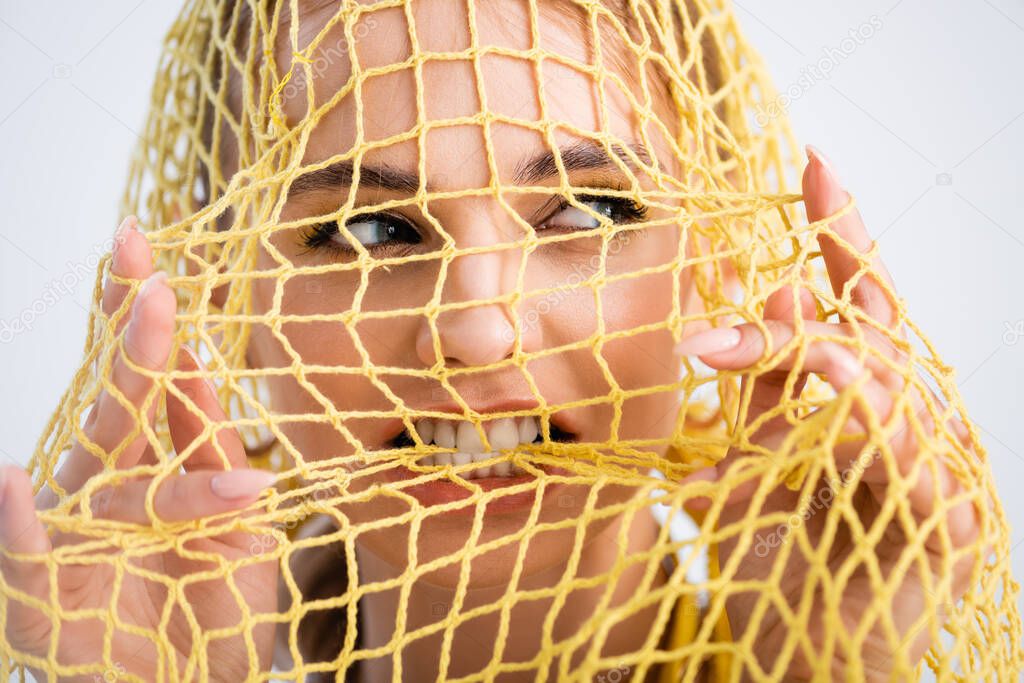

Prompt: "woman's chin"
[349,481,628,591]
[408,522,612,593]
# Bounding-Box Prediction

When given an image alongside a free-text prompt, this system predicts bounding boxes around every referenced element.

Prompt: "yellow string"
[4,0,1021,680]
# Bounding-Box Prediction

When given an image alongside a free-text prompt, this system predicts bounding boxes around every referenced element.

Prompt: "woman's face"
[243,0,698,585]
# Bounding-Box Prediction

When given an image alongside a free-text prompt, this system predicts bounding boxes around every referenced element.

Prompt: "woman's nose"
[414,250,534,368]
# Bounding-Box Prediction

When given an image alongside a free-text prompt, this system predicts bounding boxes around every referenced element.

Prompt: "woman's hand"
[0,217,279,681]
[676,147,981,680]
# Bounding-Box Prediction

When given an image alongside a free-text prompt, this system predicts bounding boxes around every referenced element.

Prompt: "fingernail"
[210,469,276,500]
[112,216,137,260]
[128,271,168,329]
[179,345,219,397]
[125,272,170,367]
[806,145,840,185]
[137,270,168,302]
[674,327,742,356]
[0,467,7,508]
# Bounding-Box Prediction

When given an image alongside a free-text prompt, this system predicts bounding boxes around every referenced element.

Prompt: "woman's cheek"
[595,237,682,432]
[248,273,384,458]
[599,228,678,339]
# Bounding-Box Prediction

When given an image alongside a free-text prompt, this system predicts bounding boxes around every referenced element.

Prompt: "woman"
[1,0,1015,680]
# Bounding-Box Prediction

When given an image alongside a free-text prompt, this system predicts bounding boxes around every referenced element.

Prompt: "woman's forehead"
[271,0,661,185]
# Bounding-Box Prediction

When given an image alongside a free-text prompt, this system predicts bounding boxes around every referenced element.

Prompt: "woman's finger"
[803,146,902,334]
[743,284,818,433]
[696,345,889,507]
[829,390,982,551]
[821,348,896,439]
[100,216,154,325]
[0,466,55,653]
[88,468,276,525]
[815,348,977,548]
[674,318,893,385]
[167,346,247,471]
[688,316,973,543]
[86,270,177,460]
[47,271,177,503]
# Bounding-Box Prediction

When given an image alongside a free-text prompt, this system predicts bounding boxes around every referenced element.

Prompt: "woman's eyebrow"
[512,140,651,185]
[286,140,651,198]
[287,162,421,198]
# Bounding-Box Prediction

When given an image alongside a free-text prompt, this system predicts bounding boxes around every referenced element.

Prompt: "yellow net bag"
[5,0,1022,680]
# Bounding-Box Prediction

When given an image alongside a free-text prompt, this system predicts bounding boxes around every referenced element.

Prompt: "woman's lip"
[379,461,574,517]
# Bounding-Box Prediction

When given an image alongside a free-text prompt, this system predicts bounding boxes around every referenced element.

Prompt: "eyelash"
[299,211,421,257]
[546,193,649,229]
[298,194,649,256]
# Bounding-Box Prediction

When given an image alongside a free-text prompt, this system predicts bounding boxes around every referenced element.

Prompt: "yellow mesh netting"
[5,0,1022,680]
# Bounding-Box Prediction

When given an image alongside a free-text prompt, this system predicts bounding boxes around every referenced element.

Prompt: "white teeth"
[490,418,518,449]
[456,421,490,477]
[415,419,434,445]
[434,421,456,467]
[452,450,473,469]
[456,421,484,453]
[434,421,456,449]
[492,459,513,477]
[489,419,518,477]
[407,415,545,479]
[518,416,538,444]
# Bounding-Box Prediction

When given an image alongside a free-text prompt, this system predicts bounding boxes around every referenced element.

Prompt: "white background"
[0,0,1022,648]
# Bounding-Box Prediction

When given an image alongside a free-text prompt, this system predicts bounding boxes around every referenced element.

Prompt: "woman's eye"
[301,213,422,253]
[541,195,648,230]
[346,216,421,248]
